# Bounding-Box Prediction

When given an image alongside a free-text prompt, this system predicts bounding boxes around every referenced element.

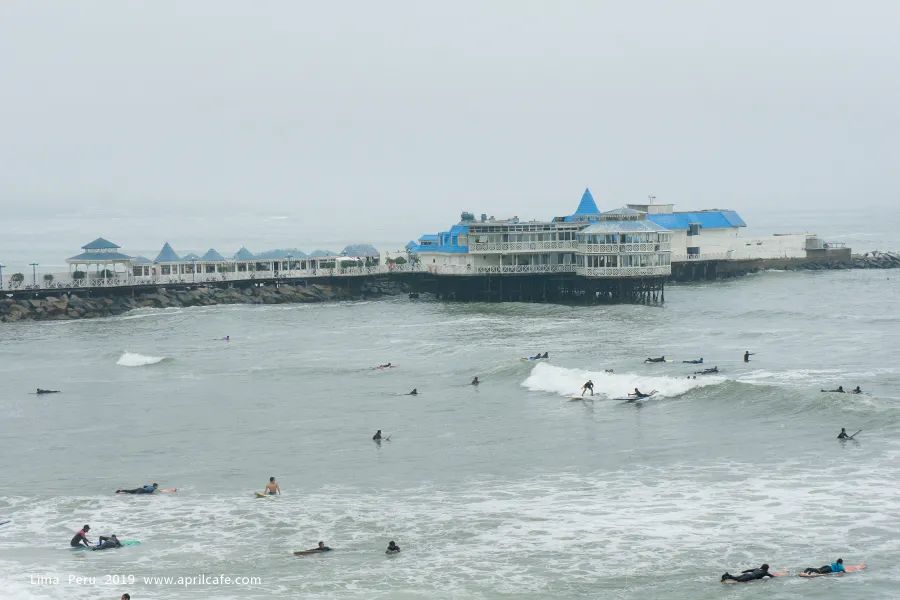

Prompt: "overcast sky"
[1,1,898,248]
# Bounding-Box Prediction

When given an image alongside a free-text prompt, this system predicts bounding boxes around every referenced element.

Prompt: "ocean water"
[1,266,899,599]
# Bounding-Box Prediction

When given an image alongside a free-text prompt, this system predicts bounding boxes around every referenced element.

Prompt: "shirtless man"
[264,476,281,496]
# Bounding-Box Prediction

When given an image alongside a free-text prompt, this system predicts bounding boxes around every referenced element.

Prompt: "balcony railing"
[578,242,671,253]
[468,240,578,253]
[576,265,671,278]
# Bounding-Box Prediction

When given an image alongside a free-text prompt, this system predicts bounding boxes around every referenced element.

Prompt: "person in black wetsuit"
[682,358,703,364]
[721,563,776,582]
[695,366,719,375]
[744,351,754,362]
[541,352,549,359]
[821,386,845,393]
[407,389,418,396]
[645,356,665,363]
[70,525,91,548]
[471,377,480,386]
[581,380,594,396]
[94,535,122,550]
[36,388,60,394]
[838,428,849,439]
[851,386,862,394]
[385,540,401,554]
[373,430,382,441]
[630,388,650,399]
[117,483,158,494]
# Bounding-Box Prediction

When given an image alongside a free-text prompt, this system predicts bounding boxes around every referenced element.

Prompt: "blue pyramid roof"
[182,252,200,261]
[234,247,255,261]
[82,237,120,250]
[154,242,181,263]
[574,188,600,215]
[200,248,226,262]
[308,249,335,258]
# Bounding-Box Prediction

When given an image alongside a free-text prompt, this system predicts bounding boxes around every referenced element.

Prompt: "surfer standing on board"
[581,380,594,396]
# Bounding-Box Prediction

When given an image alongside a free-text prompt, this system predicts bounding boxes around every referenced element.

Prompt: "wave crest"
[522,362,723,399]
[116,351,167,367]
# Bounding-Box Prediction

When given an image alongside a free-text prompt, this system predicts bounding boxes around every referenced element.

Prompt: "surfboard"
[797,564,866,577]
[72,540,141,551]
[255,492,276,498]
[569,395,593,401]
[0,520,10,527]
[159,487,177,493]
[614,391,658,402]
[521,357,548,361]
[293,548,332,556]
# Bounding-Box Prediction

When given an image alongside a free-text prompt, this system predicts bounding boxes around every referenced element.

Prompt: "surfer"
[386,540,401,554]
[116,483,158,494]
[94,535,122,551]
[294,541,332,555]
[471,376,480,386]
[851,386,862,394]
[373,430,382,441]
[682,358,703,364]
[838,428,849,439]
[744,351,754,362]
[122,595,130,600]
[542,352,549,359]
[802,558,845,575]
[36,388,60,394]
[407,388,418,396]
[581,380,594,397]
[70,524,92,548]
[821,386,845,393]
[721,564,776,583]
[264,477,281,495]
[695,366,719,375]
[644,356,665,363]
[377,362,393,369]
[223,335,230,341]
[629,388,650,399]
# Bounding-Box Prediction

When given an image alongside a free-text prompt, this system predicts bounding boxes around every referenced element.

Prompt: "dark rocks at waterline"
[0,281,408,323]
[851,251,900,269]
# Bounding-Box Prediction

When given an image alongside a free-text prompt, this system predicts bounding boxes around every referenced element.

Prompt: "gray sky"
[1,0,898,248]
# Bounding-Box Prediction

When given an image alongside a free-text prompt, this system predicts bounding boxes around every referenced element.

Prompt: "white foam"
[522,362,724,399]
[116,351,167,367]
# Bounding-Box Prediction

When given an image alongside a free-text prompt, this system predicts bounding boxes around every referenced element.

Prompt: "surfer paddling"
[721,563,777,583]
[644,356,665,363]
[628,388,655,399]
[294,541,332,556]
[838,428,861,440]
[36,388,60,394]
[116,483,158,494]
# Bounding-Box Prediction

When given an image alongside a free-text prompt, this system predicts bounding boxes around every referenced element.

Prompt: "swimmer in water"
[407,388,418,396]
[377,362,393,369]
[373,430,382,441]
[294,541,332,555]
[721,563,776,583]
[581,380,594,397]
[471,377,480,386]
[264,477,281,495]
[385,540,401,554]
[851,386,862,394]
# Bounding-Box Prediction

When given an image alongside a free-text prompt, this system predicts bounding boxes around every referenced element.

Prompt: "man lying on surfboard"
[802,558,845,575]
[116,483,158,494]
[628,388,652,399]
[644,356,665,363]
[721,563,777,583]
[294,541,332,556]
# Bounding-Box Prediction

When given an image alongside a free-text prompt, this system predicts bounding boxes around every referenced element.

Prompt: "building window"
[688,223,701,236]
[687,247,700,256]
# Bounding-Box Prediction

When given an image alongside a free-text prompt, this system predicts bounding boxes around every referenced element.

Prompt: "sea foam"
[522,362,723,398]
[116,351,167,367]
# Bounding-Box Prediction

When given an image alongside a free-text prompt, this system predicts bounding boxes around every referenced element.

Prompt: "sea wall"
[0,279,408,323]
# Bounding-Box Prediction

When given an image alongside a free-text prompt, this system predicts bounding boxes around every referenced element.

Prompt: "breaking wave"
[522,362,724,399]
[116,351,167,367]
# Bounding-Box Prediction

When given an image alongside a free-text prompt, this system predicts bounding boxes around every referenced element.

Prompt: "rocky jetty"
[851,251,900,269]
[1,279,407,323]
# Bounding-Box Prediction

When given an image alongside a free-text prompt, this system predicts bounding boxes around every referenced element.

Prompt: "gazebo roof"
[308,249,335,258]
[234,247,255,261]
[82,237,121,250]
[67,251,132,263]
[200,248,226,262]
[182,252,201,261]
[155,242,181,263]
[131,255,153,265]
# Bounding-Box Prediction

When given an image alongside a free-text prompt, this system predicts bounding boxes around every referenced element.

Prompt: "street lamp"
[30,262,39,286]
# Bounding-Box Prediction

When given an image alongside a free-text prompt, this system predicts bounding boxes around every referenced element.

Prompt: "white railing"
[468,240,578,253]
[578,242,671,253]
[1,264,428,292]
[671,252,732,262]
[576,266,670,278]
[474,264,573,274]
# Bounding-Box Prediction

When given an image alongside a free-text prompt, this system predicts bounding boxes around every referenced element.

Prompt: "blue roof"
[574,188,600,215]
[449,224,470,235]
[67,251,132,262]
[200,248,226,262]
[234,247,255,261]
[309,249,335,258]
[81,237,120,250]
[155,242,181,263]
[648,210,746,230]
[131,255,153,265]
[182,252,200,261]
[418,234,439,242]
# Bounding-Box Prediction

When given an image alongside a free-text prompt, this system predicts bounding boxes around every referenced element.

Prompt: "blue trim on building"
[647,210,746,230]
